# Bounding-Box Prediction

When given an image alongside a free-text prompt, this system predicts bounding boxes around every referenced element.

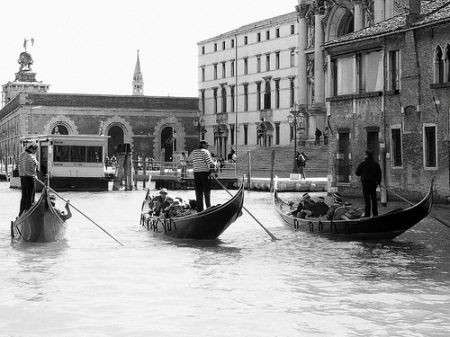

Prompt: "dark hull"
[274,185,433,240]
[12,189,66,242]
[143,183,244,240]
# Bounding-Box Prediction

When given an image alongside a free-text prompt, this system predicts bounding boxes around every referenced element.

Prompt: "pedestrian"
[227,148,237,163]
[323,127,329,145]
[18,143,39,216]
[296,151,308,179]
[188,140,215,212]
[355,150,382,217]
[315,128,322,145]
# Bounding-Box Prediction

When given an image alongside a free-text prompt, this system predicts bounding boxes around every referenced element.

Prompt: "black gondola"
[273,183,433,240]
[141,183,244,240]
[11,187,66,242]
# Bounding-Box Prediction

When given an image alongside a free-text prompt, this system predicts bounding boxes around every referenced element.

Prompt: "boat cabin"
[21,134,109,191]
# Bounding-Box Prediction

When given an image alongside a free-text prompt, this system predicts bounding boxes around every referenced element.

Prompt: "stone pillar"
[354,1,364,31]
[374,0,385,23]
[313,10,325,106]
[296,1,307,107]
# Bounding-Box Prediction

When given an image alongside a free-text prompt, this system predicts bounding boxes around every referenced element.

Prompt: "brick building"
[324,0,450,201]
[0,49,199,170]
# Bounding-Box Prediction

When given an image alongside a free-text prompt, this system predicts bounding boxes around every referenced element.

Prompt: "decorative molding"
[152,115,186,161]
[98,115,133,143]
[43,115,79,135]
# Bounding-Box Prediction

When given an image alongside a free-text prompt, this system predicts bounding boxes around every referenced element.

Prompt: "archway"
[51,124,69,135]
[161,127,175,162]
[257,121,273,147]
[108,125,124,156]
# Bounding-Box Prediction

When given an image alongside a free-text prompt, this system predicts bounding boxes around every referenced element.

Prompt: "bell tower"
[132,50,144,96]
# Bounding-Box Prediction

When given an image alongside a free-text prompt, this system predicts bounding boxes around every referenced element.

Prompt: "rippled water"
[0,182,449,336]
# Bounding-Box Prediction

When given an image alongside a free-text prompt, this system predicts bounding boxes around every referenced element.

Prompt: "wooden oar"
[213,177,279,241]
[35,178,125,246]
[383,185,450,229]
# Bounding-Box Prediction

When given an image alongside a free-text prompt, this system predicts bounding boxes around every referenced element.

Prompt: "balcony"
[259,109,273,121]
[215,112,228,124]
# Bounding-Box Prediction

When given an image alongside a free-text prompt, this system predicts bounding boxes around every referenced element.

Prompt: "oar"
[213,177,279,241]
[383,184,450,229]
[35,178,125,246]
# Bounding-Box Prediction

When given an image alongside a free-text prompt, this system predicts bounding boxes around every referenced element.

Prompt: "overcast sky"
[0,0,295,98]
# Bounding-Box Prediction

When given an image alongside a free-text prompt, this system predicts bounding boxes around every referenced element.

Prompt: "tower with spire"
[132,50,144,96]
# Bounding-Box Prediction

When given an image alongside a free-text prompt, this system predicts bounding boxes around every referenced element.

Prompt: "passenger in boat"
[189,140,216,212]
[49,195,72,221]
[356,150,382,217]
[18,143,39,216]
[148,188,173,217]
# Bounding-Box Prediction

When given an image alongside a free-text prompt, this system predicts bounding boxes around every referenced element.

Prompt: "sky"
[0,0,296,98]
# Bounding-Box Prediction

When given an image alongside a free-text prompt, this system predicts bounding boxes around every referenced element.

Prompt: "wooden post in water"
[269,150,275,192]
[142,160,146,189]
[247,151,252,189]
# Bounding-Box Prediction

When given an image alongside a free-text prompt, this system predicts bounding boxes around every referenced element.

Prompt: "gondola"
[11,187,66,242]
[274,183,433,240]
[141,182,244,240]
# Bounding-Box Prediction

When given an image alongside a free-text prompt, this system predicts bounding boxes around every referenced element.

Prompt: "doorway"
[161,127,175,162]
[366,129,380,162]
[108,125,124,156]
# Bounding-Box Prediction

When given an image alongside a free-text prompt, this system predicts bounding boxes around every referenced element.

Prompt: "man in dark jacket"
[355,150,382,217]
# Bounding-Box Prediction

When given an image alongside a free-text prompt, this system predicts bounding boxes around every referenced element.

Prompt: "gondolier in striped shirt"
[189,140,216,212]
[18,143,39,215]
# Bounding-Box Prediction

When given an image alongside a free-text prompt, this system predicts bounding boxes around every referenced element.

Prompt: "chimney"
[406,0,421,25]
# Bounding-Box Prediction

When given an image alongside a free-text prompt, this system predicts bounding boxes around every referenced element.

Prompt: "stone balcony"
[259,109,273,121]
[215,112,228,124]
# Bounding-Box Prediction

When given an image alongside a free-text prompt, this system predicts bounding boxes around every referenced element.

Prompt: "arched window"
[445,45,450,83]
[434,46,444,83]
[51,124,69,135]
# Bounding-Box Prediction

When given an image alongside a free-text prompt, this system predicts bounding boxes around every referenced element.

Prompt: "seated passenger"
[49,195,72,221]
[148,188,173,217]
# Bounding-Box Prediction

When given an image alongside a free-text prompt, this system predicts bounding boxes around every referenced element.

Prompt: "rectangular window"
[266,30,270,40]
[290,24,295,35]
[221,86,227,113]
[222,62,226,78]
[275,79,280,109]
[243,84,248,111]
[214,43,217,52]
[389,50,400,91]
[230,124,235,145]
[86,146,102,163]
[290,48,295,67]
[213,88,218,113]
[201,67,205,82]
[244,124,248,145]
[244,36,248,45]
[256,82,261,111]
[257,55,261,73]
[244,58,248,75]
[275,52,280,69]
[231,39,235,48]
[201,46,205,55]
[201,89,205,113]
[231,60,235,77]
[391,127,402,167]
[290,78,295,107]
[257,32,261,42]
[423,124,437,168]
[276,28,280,38]
[336,56,355,95]
[213,64,218,80]
[54,145,70,162]
[70,146,86,162]
[222,41,226,50]
[266,54,270,71]
[230,85,235,112]
[275,122,280,145]
[360,51,383,92]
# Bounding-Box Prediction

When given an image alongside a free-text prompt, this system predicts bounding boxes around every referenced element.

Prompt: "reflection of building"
[0,48,199,169]
[324,0,450,201]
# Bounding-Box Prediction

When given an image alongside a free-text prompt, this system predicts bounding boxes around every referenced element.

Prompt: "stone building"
[324,0,450,201]
[0,49,199,170]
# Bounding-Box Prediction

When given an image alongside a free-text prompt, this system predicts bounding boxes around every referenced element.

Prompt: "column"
[374,0,385,23]
[354,1,364,31]
[296,1,307,107]
[314,9,325,106]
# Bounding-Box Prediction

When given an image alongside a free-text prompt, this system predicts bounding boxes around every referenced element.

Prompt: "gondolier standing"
[18,143,39,215]
[356,150,382,217]
[189,140,216,212]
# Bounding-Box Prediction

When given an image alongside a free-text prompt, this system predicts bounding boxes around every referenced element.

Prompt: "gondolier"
[18,143,39,215]
[189,140,216,212]
[355,150,382,217]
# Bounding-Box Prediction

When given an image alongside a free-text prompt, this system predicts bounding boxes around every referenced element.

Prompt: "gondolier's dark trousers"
[19,176,35,216]
[362,181,378,217]
[193,172,211,212]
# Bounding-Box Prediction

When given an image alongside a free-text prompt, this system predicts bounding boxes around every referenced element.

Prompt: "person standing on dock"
[189,140,215,212]
[18,143,39,215]
[355,150,382,217]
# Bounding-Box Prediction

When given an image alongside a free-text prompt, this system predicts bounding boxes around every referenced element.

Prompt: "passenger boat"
[11,187,66,242]
[141,183,244,240]
[273,183,433,240]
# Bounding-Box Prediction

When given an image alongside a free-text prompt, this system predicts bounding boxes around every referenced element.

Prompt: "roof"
[198,11,297,44]
[326,0,450,46]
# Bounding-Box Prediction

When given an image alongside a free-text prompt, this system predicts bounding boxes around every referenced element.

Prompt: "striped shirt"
[189,149,214,173]
[18,151,39,177]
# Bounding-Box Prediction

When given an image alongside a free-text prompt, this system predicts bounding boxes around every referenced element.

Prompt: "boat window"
[54,145,71,162]
[86,146,103,163]
[71,146,86,162]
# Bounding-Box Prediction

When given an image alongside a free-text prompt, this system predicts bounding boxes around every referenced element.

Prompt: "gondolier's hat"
[25,143,38,151]
[159,188,168,195]
[199,140,209,147]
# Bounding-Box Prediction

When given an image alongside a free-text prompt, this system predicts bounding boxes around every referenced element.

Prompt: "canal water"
[0,182,449,336]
